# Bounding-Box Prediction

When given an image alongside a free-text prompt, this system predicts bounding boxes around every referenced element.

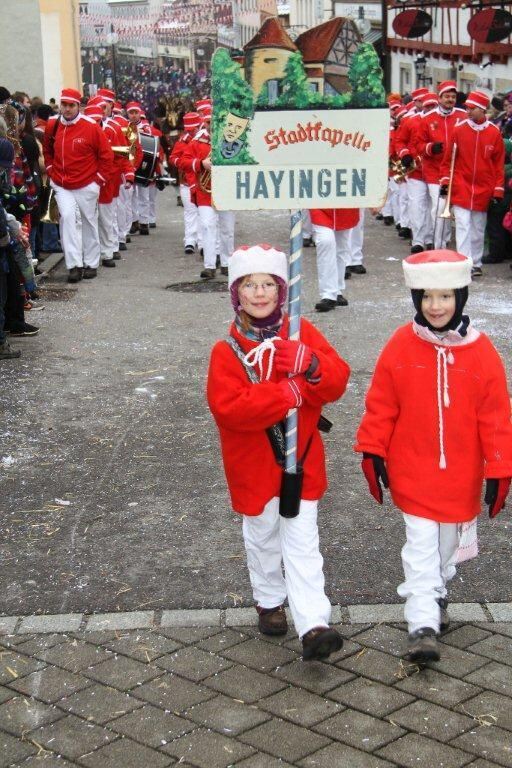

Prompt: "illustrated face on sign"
[220,112,250,160]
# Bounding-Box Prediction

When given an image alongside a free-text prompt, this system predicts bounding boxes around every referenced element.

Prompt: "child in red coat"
[207,244,350,661]
[355,250,512,663]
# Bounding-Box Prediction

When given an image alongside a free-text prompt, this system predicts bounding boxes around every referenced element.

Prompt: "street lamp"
[414,55,429,85]
[107,25,119,93]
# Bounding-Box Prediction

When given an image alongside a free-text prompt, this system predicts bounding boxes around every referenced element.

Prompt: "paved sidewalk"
[1,613,511,767]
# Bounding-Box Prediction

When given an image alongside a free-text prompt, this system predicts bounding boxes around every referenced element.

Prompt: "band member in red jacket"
[127,101,151,236]
[207,244,350,660]
[169,111,202,254]
[416,81,465,249]
[440,91,505,277]
[356,250,512,663]
[310,207,360,312]
[43,88,113,282]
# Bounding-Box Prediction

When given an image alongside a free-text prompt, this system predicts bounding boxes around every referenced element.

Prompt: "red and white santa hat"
[403,249,472,289]
[87,95,106,108]
[395,106,408,119]
[126,101,142,113]
[411,87,429,101]
[60,88,82,104]
[113,101,123,114]
[438,80,457,96]
[465,90,490,110]
[196,98,212,113]
[84,104,102,122]
[389,101,401,113]
[183,112,201,131]
[228,244,288,289]
[422,92,438,108]
[97,88,115,103]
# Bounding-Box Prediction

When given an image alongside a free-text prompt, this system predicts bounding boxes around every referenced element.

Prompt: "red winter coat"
[310,208,360,230]
[440,119,505,211]
[179,129,211,206]
[395,113,423,181]
[207,315,351,516]
[43,113,113,191]
[169,131,195,185]
[416,107,465,184]
[355,324,512,523]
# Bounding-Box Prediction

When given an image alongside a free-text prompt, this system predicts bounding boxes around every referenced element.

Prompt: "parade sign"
[212,107,389,210]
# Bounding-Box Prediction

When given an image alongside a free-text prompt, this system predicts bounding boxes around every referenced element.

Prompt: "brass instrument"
[40,187,59,224]
[390,157,417,184]
[111,144,136,162]
[439,143,457,220]
[199,152,211,194]
[112,124,138,163]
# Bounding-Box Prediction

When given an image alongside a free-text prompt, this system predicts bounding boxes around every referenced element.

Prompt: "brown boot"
[302,626,343,661]
[256,605,288,636]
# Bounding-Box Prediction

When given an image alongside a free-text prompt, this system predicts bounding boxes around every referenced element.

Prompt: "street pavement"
[0,191,512,765]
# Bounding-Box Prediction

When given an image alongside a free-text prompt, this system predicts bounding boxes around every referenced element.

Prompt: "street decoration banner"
[211,41,388,211]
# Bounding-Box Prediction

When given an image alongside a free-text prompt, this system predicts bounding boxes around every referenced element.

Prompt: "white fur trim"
[228,245,288,288]
[403,257,472,289]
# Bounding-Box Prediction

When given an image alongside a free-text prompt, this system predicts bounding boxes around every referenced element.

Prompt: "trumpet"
[199,152,211,194]
[390,157,417,184]
[111,144,136,163]
[439,143,457,220]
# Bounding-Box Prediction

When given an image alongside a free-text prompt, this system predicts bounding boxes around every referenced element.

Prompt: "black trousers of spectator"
[487,193,512,261]
[4,251,25,331]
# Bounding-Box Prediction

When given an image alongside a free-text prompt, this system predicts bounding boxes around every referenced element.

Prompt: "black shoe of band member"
[129,221,139,235]
[126,235,131,243]
[315,298,336,312]
[139,223,150,235]
[302,627,343,661]
[67,266,82,283]
[425,243,434,251]
[119,242,127,251]
[200,268,216,280]
[349,264,367,274]
[375,213,384,220]
[220,266,228,276]
[399,227,412,238]
[344,268,352,279]
[336,294,348,306]
[82,266,97,279]
[149,222,156,228]
[102,258,116,268]
[406,627,440,664]
[410,244,424,254]
[383,216,394,225]
[256,605,288,636]
[184,245,195,255]
[113,251,121,260]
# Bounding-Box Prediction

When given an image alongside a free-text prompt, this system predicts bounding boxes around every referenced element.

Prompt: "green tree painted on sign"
[276,52,312,108]
[348,42,386,108]
[211,48,257,165]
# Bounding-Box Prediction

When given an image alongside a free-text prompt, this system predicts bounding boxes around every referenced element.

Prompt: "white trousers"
[348,209,364,266]
[313,224,350,299]
[98,202,116,260]
[302,209,313,239]
[52,181,100,270]
[198,206,235,268]
[408,178,434,246]
[111,195,120,251]
[398,182,410,228]
[180,184,199,248]
[149,184,157,224]
[242,497,331,638]
[381,180,397,218]
[428,183,451,249]
[453,206,487,268]
[398,513,459,634]
[118,184,132,241]
[133,184,150,225]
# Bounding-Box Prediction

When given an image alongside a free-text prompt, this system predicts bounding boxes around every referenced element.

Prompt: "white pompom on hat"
[403,249,472,289]
[228,244,288,288]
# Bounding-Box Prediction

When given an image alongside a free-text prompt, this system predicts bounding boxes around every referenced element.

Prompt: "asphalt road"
[1,193,511,616]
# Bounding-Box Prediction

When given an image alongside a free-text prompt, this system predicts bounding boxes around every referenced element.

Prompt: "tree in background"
[276,52,312,108]
[348,42,386,108]
[211,48,256,164]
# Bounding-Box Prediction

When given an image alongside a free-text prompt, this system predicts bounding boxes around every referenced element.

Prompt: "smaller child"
[355,250,512,663]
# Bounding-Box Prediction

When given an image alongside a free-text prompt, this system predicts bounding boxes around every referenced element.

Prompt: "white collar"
[60,112,82,126]
[467,118,489,132]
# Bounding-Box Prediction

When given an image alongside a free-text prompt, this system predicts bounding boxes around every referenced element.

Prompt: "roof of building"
[295,17,354,63]
[244,16,297,52]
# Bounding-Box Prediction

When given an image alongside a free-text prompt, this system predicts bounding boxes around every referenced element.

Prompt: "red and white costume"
[440,92,505,268]
[169,112,202,250]
[127,102,151,228]
[43,89,113,271]
[310,208,360,300]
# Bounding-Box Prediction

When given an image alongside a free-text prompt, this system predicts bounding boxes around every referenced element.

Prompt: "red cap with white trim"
[126,101,142,113]
[423,92,438,107]
[465,91,490,110]
[196,98,212,114]
[84,105,102,122]
[113,102,123,114]
[183,112,201,131]
[60,88,82,104]
[403,249,472,289]
[97,88,115,102]
[438,80,457,96]
[411,87,429,100]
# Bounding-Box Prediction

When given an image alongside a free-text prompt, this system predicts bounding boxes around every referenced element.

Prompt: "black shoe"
[315,298,336,312]
[0,341,21,359]
[407,628,440,664]
[383,216,394,226]
[395,223,401,231]
[82,266,97,279]
[200,247,204,258]
[336,294,348,306]
[200,268,216,280]
[119,242,127,252]
[102,258,116,268]
[177,195,183,207]
[129,221,139,235]
[399,227,412,238]
[67,266,82,283]
[410,244,424,254]
[8,322,39,337]
[375,213,384,221]
[139,224,149,235]
[349,264,367,275]
[216,254,221,268]
[184,245,195,255]
[437,598,450,633]
[126,236,131,244]
[220,266,228,276]
[471,266,483,278]
[482,255,503,264]
[344,268,352,279]
[303,236,314,247]
[425,243,434,251]
[149,222,156,229]
[113,251,121,261]
[302,627,343,661]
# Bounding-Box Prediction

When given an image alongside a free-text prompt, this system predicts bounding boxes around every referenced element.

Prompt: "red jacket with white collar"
[310,208,360,230]
[43,113,113,191]
[440,119,505,211]
[169,131,196,185]
[179,128,211,205]
[394,112,423,181]
[416,107,465,184]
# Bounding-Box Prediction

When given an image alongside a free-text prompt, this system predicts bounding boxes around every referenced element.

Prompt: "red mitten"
[274,339,313,375]
[278,376,307,409]
[361,453,389,504]
[485,478,511,519]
